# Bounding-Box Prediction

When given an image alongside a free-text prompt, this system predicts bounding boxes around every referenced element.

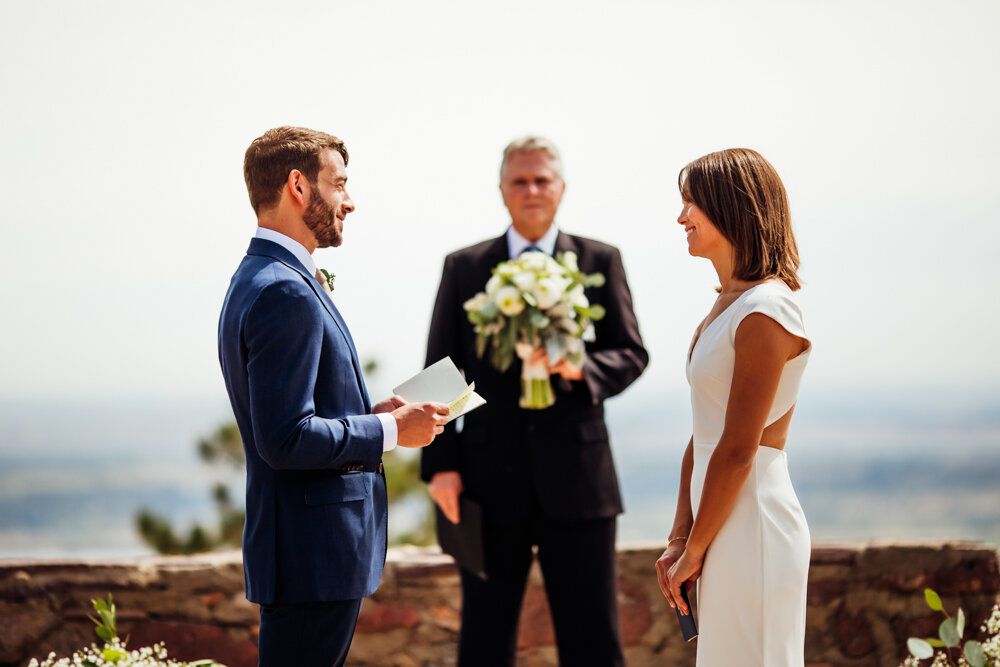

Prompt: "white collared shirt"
[506,223,559,259]
[253,227,397,452]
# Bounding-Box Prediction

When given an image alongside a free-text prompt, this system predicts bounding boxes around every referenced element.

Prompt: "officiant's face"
[500,150,565,241]
[304,149,355,248]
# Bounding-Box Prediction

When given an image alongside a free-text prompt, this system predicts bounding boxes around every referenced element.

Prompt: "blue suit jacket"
[218,238,388,604]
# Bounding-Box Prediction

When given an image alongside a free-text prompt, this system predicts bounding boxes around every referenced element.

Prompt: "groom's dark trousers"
[219,238,389,667]
[420,231,648,666]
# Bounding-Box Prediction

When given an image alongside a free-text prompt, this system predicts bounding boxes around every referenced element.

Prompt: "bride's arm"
[664,313,803,611]
[655,437,694,606]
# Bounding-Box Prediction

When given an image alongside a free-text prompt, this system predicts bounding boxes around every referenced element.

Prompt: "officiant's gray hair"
[500,136,563,182]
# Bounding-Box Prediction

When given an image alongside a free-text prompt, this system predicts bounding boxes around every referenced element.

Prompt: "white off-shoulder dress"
[686,281,811,667]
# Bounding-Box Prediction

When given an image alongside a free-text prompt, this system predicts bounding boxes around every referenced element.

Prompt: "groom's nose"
[343,194,355,215]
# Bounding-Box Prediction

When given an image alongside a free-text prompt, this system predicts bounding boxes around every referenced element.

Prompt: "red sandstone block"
[428,603,461,633]
[356,601,420,632]
[834,602,876,659]
[617,580,652,645]
[807,580,847,606]
[124,620,257,667]
[810,547,859,565]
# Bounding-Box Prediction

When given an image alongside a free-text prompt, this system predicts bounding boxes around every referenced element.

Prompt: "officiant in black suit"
[420,136,648,666]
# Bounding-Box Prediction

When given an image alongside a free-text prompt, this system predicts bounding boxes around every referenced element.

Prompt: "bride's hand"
[655,542,686,606]
[665,550,704,615]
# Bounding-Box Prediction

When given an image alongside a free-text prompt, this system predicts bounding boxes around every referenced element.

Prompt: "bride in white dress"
[655,148,811,666]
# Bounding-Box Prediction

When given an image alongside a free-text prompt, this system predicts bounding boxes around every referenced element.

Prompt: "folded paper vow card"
[393,357,486,423]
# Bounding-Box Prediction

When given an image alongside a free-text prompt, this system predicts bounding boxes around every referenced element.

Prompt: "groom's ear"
[287,169,310,207]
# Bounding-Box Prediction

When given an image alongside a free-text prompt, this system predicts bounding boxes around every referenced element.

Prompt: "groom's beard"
[304,189,342,248]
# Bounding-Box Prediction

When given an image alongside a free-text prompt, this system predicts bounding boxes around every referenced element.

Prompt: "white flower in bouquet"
[519,250,549,270]
[532,276,569,310]
[568,284,588,309]
[494,285,526,316]
[485,274,503,295]
[561,250,579,272]
[559,317,581,335]
[512,270,538,292]
[463,292,491,313]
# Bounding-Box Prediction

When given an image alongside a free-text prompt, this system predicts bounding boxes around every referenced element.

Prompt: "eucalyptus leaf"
[546,337,566,365]
[925,588,943,611]
[480,300,498,319]
[963,639,987,667]
[957,607,966,637]
[940,617,961,647]
[927,638,945,647]
[907,637,934,659]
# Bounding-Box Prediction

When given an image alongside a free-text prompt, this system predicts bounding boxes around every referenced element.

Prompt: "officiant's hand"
[393,402,451,448]
[548,357,584,381]
[428,471,463,524]
[372,395,405,414]
[527,347,584,381]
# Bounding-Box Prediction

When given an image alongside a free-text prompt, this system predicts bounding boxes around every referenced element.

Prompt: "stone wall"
[1,541,997,667]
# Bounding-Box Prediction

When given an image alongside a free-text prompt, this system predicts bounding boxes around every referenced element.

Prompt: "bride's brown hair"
[679,148,801,291]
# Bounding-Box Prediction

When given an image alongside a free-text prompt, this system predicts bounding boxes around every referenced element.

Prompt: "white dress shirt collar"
[254,227,317,277]
[506,223,559,259]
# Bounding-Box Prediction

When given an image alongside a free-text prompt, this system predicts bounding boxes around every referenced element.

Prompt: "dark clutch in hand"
[675,581,698,642]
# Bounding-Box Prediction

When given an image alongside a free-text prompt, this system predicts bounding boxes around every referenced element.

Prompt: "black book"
[435,495,487,581]
[675,582,699,641]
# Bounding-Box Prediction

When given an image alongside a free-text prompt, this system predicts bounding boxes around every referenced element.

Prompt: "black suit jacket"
[420,231,649,523]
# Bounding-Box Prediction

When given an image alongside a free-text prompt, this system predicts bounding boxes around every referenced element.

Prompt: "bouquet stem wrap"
[517,345,555,410]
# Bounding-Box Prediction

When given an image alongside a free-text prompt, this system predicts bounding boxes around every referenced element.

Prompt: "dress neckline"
[687,281,779,365]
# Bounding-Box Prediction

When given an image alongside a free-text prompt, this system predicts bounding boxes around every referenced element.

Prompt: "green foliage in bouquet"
[464,250,605,374]
[29,595,226,667]
[901,588,1000,667]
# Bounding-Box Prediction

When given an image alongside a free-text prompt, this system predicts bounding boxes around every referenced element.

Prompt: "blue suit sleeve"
[243,276,383,470]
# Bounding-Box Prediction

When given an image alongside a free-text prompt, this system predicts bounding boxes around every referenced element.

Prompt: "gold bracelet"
[667,536,688,546]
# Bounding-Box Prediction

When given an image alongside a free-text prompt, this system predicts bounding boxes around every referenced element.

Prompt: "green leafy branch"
[906,588,993,667]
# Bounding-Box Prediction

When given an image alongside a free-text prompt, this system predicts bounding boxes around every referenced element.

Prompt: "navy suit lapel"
[246,239,372,412]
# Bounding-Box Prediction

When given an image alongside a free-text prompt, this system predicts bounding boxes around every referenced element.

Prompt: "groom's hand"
[372,395,406,414]
[392,402,450,448]
[428,471,463,524]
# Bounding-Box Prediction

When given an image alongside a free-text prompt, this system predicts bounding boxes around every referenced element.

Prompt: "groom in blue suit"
[219,126,450,667]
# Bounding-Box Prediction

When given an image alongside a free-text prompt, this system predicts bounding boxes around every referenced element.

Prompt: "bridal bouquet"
[464,250,605,409]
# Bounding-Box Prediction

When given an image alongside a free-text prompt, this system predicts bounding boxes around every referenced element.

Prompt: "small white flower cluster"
[28,638,201,667]
[980,604,1000,662]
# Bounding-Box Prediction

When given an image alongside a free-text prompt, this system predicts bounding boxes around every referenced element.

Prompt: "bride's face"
[678,196,729,260]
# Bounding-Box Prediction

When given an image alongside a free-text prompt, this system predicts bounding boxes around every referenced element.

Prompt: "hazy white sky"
[2,0,998,408]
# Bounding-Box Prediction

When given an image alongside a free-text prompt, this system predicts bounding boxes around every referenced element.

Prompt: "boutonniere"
[319,268,336,293]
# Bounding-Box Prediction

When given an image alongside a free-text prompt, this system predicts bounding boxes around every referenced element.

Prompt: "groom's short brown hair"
[243,126,349,215]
